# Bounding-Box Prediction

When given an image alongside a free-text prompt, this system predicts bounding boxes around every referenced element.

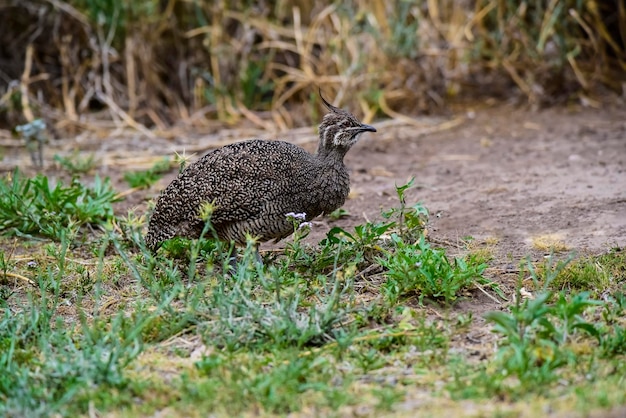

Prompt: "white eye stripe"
[320,117,362,147]
[333,130,342,145]
[322,126,332,145]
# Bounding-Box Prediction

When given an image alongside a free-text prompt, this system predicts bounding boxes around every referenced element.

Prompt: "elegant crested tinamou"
[145,92,376,256]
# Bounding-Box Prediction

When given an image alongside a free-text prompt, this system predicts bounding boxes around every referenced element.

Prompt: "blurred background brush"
[0,0,623,137]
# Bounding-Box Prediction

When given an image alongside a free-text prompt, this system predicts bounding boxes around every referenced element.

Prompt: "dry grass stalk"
[19,44,35,123]
[0,0,622,139]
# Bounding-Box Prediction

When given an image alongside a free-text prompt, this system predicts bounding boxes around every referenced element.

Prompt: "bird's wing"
[155,141,313,227]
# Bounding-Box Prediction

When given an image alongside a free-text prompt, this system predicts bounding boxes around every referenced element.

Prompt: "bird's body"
[145,93,375,252]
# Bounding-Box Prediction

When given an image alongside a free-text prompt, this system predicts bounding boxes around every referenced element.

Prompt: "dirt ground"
[347,104,625,255]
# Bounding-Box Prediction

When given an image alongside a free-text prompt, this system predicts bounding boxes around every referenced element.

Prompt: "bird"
[145,91,376,260]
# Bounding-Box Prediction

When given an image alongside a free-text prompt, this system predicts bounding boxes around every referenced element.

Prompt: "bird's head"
[317,91,376,158]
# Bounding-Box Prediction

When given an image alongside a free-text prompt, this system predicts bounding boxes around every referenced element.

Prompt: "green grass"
[379,234,487,305]
[54,151,98,175]
[0,169,118,241]
[123,158,172,189]
[544,248,626,294]
[0,174,625,416]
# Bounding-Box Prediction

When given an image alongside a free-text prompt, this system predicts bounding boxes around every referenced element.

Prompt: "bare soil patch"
[347,104,626,255]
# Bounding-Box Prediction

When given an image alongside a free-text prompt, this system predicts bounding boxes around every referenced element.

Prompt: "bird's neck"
[315,141,348,163]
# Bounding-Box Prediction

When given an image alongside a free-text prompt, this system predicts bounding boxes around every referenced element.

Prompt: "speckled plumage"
[145,94,376,252]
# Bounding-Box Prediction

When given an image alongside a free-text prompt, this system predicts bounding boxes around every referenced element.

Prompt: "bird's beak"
[359,124,376,133]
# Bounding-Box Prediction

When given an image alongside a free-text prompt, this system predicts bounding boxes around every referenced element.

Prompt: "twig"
[90,6,154,138]
[427,236,465,249]
[44,0,90,26]
[3,271,36,286]
[20,44,35,123]
[114,186,144,200]
[125,36,138,118]
[357,263,380,279]
[59,40,78,122]
[12,256,97,266]
[474,281,503,305]
[502,59,534,101]
[95,92,156,138]
[378,92,466,131]
[426,306,444,318]
[235,100,275,131]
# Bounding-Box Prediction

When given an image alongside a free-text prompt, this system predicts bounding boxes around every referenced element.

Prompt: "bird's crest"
[319,88,341,113]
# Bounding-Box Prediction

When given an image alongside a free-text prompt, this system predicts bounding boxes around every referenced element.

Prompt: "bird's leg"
[227,254,238,274]
[225,243,263,277]
[254,244,263,266]
[226,243,238,275]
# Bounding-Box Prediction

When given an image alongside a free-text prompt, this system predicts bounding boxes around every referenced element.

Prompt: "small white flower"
[285,212,306,221]
[27,261,38,268]
[298,221,313,230]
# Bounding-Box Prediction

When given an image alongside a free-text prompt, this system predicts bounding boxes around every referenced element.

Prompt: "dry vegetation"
[0,0,624,137]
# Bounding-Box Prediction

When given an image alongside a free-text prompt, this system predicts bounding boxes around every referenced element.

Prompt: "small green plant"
[545,248,626,295]
[54,151,97,175]
[200,254,357,350]
[0,234,151,416]
[284,212,312,242]
[123,158,171,189]
[379,234,487,305]
[240,59,274,108]
[382,177,428,241]
[484,256,603,392]
[328,207,349,221]
[0,170,118,241]
[600,292,626,356]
